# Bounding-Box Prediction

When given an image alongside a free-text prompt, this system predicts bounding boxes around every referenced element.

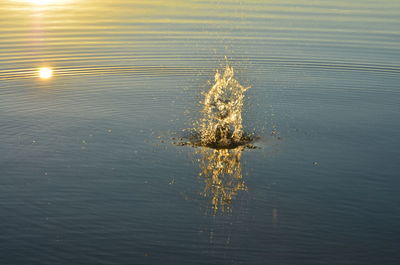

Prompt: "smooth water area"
[1,0,400,264]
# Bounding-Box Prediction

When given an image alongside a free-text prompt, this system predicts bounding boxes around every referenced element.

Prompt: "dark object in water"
[175,127,257,149]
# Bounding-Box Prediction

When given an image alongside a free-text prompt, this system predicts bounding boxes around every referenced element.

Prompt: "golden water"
[199,65,250,148]
[193,65,252,211]
[198,146,246,212]
[176,64,255,150]
[173,64,253,211]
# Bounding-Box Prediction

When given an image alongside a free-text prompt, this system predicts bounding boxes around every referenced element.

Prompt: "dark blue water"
[1,0,400,264]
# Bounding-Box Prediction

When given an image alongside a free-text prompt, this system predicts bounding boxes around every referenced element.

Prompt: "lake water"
[1,0,400,264]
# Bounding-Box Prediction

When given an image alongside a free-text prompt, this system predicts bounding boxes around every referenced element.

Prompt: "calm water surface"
[1,0,400,264]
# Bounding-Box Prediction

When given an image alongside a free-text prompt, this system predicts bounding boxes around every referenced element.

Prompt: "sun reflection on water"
[28,0,54,4]
[11,0,74,6]
[38,67,53,79]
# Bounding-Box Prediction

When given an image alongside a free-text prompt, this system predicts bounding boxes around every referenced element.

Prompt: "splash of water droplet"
[171,63,257,212]
[197,64,253,148]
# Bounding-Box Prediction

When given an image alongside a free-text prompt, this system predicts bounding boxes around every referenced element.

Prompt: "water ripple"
[1,59,399,82]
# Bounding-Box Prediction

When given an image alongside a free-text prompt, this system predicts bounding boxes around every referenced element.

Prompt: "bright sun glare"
[33,0,52,4]
[21,0,55,5]
[39,67,53,79]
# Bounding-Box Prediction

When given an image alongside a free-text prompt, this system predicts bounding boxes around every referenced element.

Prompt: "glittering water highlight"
[198,146,247,212]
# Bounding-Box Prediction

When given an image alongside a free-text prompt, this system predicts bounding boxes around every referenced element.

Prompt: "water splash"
[173,64,255,149]
[199,65,252,148]
[171,63,256,212]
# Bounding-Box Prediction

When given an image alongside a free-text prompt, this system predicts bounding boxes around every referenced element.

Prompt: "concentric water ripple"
[1,0,400,265]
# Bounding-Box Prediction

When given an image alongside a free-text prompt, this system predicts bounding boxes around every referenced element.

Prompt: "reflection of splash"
[198,146,247,212]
